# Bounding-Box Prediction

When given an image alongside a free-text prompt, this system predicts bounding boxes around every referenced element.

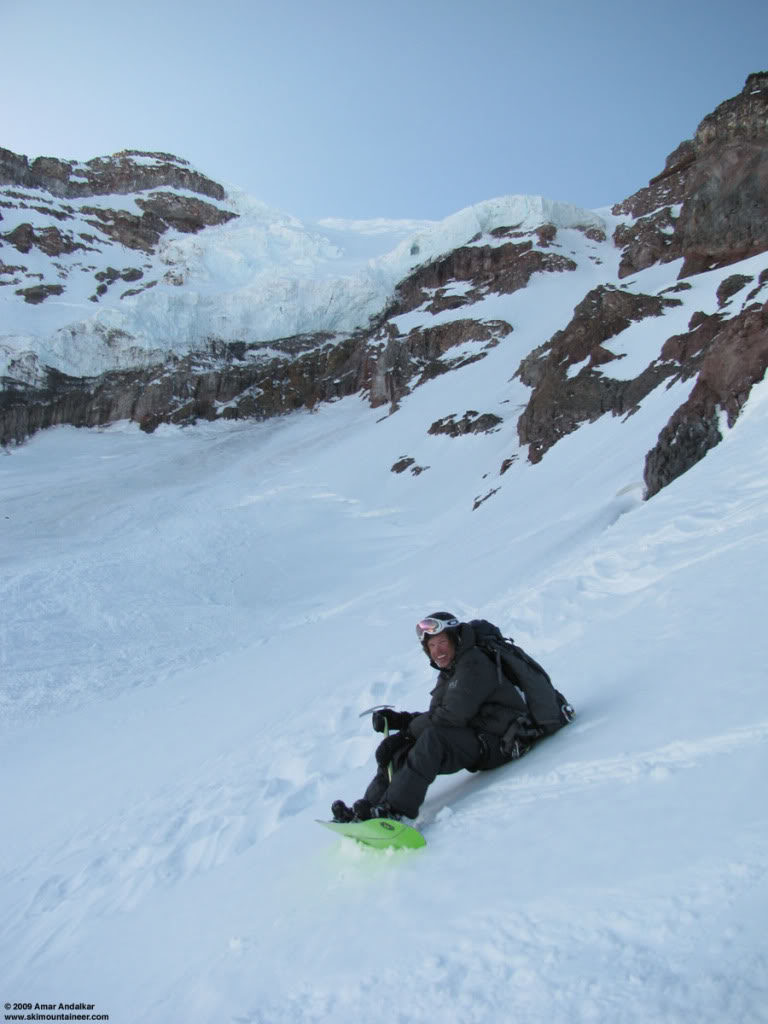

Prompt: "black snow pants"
[363,723,508,819]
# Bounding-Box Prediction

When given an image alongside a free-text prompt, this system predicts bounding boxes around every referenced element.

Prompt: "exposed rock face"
[366,317,512,409]
[357,224,578,412]
[676,73,768,277]
[611,72,768,494]
[391,456,429,476]
[613,205,685,280]
[135,192,237,233]
[1,193,236,257]
[516,287,682,462]
[516,265,768,489]
[3,222,89,257]
[644,298,768,496]
[0,148,226,200]
[0,312,512,445]
[0,333,360,445]
[716,273,754,307]
[613,140,696,221]
[428,411,503,437]
[614,72,768,279]
[387,235,577,318]
[15,283,65,304]
[75,194,236,252]
[0,148,238,307]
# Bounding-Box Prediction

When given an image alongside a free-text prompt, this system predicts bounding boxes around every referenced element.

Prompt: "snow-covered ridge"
[1,162,606,379]
[380,195,607,270]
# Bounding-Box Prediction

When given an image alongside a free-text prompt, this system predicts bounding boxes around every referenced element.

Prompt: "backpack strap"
[492,647,504,687]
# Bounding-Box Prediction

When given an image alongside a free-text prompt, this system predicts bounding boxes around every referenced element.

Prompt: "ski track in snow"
[420,719,768,822]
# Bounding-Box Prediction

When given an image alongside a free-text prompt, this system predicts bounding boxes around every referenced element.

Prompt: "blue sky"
[3,0,767,221]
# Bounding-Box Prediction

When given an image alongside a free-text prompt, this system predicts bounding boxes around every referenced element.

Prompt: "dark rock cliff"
[516,286,683,463]
[613,72,768,279]
[0,148,237,269]
[644,292,768,497]
[0,148,227,200]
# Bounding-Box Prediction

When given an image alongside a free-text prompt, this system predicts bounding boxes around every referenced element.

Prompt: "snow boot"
[352,798,372,820]
[370,802,402,820]
[355,799,402,821]
[331,800,355,823]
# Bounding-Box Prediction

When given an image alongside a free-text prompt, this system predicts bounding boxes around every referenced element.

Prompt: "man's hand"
[375,731,413,768]
[508,715,544,741]
[372,709,414,733]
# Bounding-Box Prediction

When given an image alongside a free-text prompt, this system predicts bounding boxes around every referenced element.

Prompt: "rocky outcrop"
[366,317,512,409]
[135,192,237,233]
[3,221,90,257]
[0,333,355,445]
[0,148,226,201]
[676,73,768,277]
[516,264,768,489]
[391,456,429,476]
[516,286,682,462]
[0,310,513,443]
[0,192,236,257]
[716,273,754,307]
[75,194,236,252]
[613,205,684,280]
[644,298,768,496]
[613,140,696,222]
[15,283,65,304]
[428,411,503,437]
[92,266,144,300]
[614,72,768,279]
[0,148,238,304]
[387,234,577,318]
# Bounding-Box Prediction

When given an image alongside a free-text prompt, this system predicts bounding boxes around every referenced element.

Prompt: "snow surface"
[2,260,768,1022]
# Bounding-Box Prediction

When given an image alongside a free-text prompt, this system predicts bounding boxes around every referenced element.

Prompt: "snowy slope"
[1,235,768,1024]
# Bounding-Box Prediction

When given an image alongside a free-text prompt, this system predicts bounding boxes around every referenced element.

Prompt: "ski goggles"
[415,616,460,641]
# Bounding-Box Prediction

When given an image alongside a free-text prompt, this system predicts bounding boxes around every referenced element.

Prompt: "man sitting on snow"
[331,611,570,823]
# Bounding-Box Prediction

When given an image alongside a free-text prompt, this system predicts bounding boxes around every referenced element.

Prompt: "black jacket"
[409,623,528,739]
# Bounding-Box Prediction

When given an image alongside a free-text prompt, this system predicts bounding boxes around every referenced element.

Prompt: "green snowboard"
[317,817,426,850]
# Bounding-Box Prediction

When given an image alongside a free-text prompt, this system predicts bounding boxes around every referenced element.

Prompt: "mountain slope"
[3,75,768,513]
[1,74,768,1024]
[1,350,767,1022]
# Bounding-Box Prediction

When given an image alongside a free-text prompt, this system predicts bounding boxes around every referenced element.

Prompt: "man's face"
[426,631,456,669]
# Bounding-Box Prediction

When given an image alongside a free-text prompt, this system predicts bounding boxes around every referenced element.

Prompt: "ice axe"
[359,704,394,782]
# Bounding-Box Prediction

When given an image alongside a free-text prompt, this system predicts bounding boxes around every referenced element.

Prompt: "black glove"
[372,709,415,733]
[375,731,413,769]
[514,715,545,740]
[495,720,544,761]
[500,715,543,756]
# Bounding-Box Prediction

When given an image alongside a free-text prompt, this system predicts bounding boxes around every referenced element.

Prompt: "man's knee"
[413,723,480,769]
[419,723,462,743]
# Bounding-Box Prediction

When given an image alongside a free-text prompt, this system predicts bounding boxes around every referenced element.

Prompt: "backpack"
[468,619,574,734]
